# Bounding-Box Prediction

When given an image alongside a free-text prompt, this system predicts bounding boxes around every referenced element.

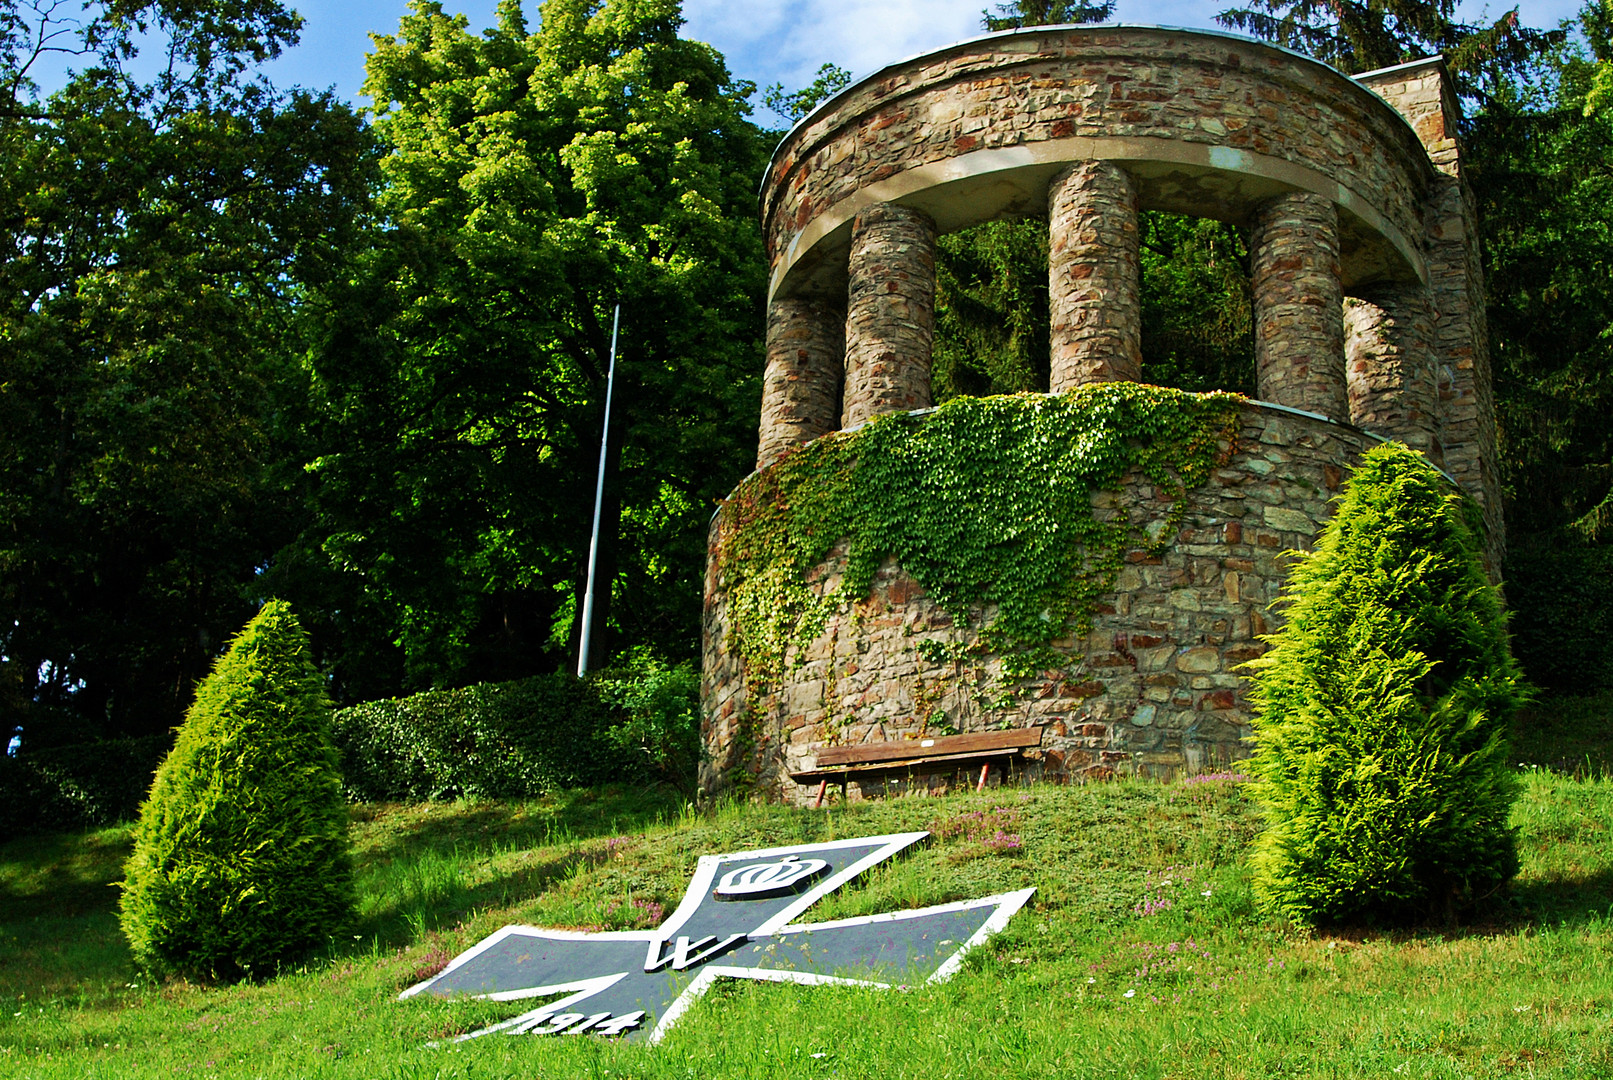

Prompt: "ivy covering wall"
[713,384,1243,703]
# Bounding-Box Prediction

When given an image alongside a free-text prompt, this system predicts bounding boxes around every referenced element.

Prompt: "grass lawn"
[2,766,1611,1078]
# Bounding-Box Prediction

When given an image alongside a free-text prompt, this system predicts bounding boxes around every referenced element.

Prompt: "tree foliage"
[1215,0,1561,95]
[933,212,1255,401]
[296,0,768,698]
[330,670,621,801]
[1244,444,1524,926]
[982,1,1114,32]
[1139,215,1256,397]
[761,62,850,127]
[1469,2,1613,540]
[0,0,374,747]
[119,601,352,980]
[934,221,1051,400]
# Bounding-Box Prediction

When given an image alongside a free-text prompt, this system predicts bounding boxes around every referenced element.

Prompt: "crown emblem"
[713,854,829,899]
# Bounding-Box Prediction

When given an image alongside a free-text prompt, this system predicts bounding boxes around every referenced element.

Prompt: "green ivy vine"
[714,384,1243,705]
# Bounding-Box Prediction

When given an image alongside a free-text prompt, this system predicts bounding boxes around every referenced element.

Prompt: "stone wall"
[701,401,1384,803]
[713,32,1505,802]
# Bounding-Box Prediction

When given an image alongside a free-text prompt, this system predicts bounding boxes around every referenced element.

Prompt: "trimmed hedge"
[0,735,173,834]
[331,673,622,801]
[1,662,703,829]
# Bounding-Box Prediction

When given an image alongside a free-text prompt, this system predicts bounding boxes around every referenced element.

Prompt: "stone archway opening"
[1138,213,1256,398]
[930,210,1257,402]
[933,219,1051,400]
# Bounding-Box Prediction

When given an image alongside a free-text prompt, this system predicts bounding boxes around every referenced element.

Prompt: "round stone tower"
[703,25,1500,801]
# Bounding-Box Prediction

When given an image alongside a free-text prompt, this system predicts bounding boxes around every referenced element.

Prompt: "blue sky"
[266,0,1588,120]
[29,1,1594,119]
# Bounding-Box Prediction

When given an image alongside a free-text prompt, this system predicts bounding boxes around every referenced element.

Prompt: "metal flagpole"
[577,304,620,678]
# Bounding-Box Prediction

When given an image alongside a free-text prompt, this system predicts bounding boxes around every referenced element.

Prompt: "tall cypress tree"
[1244,443,1525,926]
[120,601,352,980]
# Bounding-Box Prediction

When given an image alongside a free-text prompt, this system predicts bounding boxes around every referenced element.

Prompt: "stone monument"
[702,26,1499,801]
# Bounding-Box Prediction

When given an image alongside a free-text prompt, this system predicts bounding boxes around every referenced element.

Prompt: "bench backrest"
[814,727,1043,769]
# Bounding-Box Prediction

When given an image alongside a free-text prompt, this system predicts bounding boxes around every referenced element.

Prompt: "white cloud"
[242,0,1594,108]
[683,0,985,95]
[683,0,1590,119]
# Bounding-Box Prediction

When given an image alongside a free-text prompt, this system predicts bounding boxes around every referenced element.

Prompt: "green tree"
[933,211,1255,404]
[596,647,702,795]
[120,600,352,980]
[982,1,1114,32]
[762,62,851,127]
[1139,215,1256,397]
[1244,444,1525,926]
[1215,0,1561,94]
[0,0,374,746]
[1463,2,1613,540]
[934,221,1051,399]
[1579,1,1613,115]
[303,0,767,694]
[1460,3,1613,694]
[1476,102,1613,539]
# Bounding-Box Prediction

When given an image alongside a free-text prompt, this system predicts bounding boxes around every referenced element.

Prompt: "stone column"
[1344,286,1440,461]
[1250,193,1348,420]
[1047,161,1142,389]
[842,202,937,430]
[756,297,846,469]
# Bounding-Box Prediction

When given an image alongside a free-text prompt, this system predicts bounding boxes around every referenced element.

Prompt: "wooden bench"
[790,728,1044,805]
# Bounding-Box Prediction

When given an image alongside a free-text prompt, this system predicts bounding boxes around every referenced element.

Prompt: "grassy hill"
[2,761,1611,1077]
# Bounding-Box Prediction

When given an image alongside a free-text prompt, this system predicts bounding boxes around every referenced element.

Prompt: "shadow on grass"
[1314,868,1613,945]
[352,842,610,948]
[0,828,130,923]
[1504,866,1613,927]
[352,783,683,860]
[0,828,135,998]
[348,784,686,948]
[0,785,685,998]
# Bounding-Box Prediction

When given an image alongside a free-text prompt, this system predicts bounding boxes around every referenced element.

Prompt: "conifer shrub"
[1244,443,1526,926]
[119,601,353,980]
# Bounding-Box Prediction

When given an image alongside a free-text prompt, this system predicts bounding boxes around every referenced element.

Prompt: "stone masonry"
[761,26,1434,301]
[757,298,846,469]
[712,29,1506,800]
[1250,193,1348,421]
[1341,57,1501,568]
[1048,161,1142,389]
[703,403,1378,802]
[1343,287,1439,459]
[841,203,937,429]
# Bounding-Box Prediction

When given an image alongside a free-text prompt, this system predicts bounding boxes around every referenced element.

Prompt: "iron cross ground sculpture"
[401,831,1034,1044]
